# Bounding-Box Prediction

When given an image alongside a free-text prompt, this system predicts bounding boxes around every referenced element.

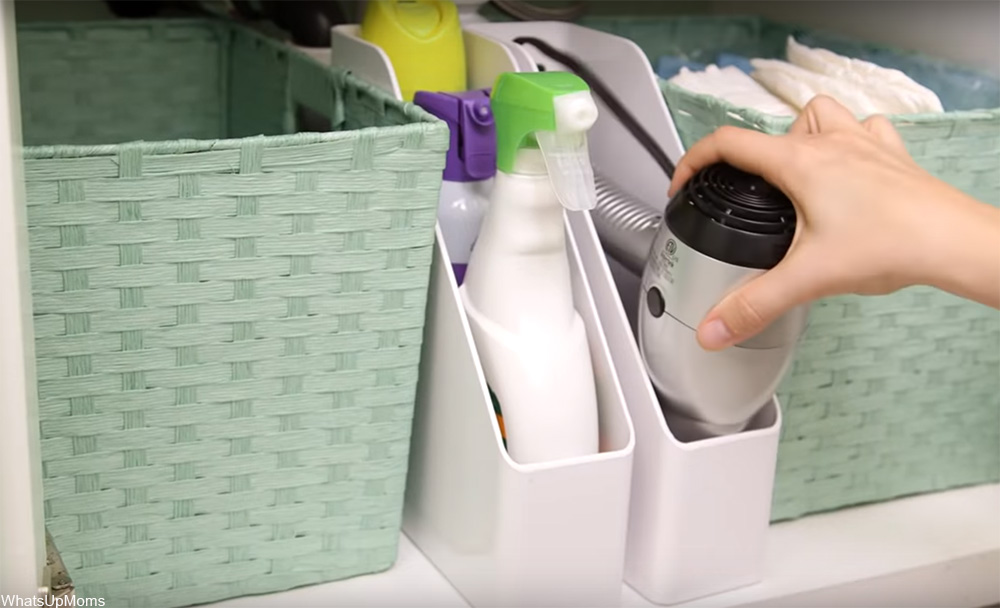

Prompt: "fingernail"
[699,318,733,350]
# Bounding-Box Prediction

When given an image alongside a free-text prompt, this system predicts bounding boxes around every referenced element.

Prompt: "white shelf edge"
[207,483,1000,607]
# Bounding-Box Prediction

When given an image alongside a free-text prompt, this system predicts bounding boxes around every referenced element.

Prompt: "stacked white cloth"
[667,37,944,117]
[751,37,944,115]
[669,64,798,116]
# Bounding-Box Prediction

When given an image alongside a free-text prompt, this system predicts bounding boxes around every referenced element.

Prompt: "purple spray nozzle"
[414,89,497,183]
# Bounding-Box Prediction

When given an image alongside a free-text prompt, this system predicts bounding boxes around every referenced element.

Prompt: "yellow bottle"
[360,0,467,101]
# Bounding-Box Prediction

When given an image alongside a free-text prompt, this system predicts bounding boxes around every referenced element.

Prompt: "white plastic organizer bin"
[465,21,787,605]
[323,24,637,607]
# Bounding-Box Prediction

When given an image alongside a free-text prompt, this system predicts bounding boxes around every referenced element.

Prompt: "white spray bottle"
[459,71,600,465]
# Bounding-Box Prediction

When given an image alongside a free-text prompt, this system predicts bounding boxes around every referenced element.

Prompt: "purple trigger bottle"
[413,89,497,285]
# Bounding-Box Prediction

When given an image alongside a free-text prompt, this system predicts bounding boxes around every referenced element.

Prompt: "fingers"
[788,94,867,136]
[669,126,794,196]
[793,97,911,162]
[668,96,907,200]
[670,96,860,197]
[787,111,814,136]
[862,114,912,159]
[695,253,817,350]
[801,95,868,135]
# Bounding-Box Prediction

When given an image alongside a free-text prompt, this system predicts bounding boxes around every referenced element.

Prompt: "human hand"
[669,95,1000,351]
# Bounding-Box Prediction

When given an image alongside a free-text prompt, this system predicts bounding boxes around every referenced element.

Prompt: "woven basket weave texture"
[18,19,448,608]
[578,15,1000,521]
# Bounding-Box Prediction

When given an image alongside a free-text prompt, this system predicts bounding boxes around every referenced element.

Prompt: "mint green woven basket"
[578,15,1000,521]
[17,18,447,608]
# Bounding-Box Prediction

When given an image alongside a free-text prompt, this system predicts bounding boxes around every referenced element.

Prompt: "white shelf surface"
[208,483,1000,608]
[623,482,1000,608]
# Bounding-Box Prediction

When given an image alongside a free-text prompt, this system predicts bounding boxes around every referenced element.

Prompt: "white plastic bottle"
[413,89,497,284]
[460,71,601,465]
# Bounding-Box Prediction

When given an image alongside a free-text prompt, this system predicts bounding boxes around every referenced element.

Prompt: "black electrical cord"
[513,36,676,180]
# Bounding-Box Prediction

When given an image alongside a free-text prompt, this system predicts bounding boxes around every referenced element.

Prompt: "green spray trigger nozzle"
[490,72,599,211]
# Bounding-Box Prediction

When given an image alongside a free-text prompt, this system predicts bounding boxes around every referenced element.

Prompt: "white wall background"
[710,0,1000,77]
[12,0,1000,78]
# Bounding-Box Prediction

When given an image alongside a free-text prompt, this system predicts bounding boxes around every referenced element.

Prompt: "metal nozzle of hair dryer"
[591,173,662,275]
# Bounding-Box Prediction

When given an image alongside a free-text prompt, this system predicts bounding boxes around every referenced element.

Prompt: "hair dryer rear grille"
[689,164,795,236]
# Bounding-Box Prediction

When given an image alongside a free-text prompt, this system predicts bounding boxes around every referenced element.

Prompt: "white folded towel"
[750,58,884,116]
[668,64,798,117]
[750,37,944,116]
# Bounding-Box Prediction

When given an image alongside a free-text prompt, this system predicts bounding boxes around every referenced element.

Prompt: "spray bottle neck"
[508,147,548,176]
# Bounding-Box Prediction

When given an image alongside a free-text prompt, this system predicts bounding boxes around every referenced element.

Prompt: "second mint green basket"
[18,18,447,608]
[579,15,1000,521]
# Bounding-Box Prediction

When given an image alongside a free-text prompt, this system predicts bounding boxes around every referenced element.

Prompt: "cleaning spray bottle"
[459,72,600,465]
[413,89,496,285]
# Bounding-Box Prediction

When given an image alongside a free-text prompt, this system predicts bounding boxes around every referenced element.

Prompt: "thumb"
[696,255,815,350]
